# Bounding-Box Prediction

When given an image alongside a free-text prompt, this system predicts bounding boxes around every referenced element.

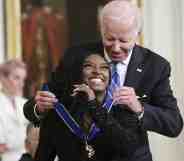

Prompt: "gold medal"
[85,141,95,158]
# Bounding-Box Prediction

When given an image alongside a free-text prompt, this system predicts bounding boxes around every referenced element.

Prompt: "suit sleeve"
[142,62,183,137]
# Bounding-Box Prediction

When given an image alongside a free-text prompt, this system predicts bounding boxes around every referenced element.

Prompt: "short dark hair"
[47,43,106,105]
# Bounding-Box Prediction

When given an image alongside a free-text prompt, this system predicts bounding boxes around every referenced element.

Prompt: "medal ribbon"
[42,84,114,141]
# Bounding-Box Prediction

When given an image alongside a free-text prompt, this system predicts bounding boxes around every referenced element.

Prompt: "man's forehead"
[100,0,139,30]
[103,22,137,38]
[101,0,138,19]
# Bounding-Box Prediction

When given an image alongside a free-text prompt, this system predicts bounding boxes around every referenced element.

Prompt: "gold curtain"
[5,0,22,60]
[4,0,144,60]
[136,0,144,45]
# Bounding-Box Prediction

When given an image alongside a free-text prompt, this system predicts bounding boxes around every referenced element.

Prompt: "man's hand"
[34,91,58,113]
[113,86,143,113]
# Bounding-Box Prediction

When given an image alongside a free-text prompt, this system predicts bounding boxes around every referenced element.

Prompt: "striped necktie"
[104,63,120,110]
[111,63,120,88]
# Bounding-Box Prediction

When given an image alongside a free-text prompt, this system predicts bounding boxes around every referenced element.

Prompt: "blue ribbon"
[42,84,113,141]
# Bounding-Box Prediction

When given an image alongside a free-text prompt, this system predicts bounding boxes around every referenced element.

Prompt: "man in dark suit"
[24,1,183,161]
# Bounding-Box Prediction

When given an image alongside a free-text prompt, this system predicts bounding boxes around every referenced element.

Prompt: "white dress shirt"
[0,92,29,161]
[104,49,132,86]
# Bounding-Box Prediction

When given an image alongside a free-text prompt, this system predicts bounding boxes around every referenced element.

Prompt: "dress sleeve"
[23,98,41,126]
[91,105,140,156]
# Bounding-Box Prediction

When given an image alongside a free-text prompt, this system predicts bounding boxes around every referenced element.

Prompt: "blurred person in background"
[19,123,40,161]
[0,59,29,161]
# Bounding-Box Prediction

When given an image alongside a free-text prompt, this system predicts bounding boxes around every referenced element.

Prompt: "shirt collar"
[104,48,133,66]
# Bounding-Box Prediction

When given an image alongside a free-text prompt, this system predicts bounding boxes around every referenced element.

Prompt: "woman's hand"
[71,84,96,101]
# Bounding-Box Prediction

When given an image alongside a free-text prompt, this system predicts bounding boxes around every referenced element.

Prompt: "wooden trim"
[5,0,22,59]
[133,0,144,45]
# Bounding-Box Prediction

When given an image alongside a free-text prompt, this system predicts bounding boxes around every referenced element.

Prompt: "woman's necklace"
[82,113,95,158]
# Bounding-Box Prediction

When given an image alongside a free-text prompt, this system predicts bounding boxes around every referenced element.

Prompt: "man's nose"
[112,40,121,52]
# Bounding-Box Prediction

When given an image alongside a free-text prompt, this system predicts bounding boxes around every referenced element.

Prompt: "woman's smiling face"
[82,54,110,93]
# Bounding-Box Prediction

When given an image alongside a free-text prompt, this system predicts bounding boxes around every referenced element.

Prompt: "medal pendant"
[85,142,95,158]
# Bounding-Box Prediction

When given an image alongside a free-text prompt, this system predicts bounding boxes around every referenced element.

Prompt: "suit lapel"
[124,45,146,89]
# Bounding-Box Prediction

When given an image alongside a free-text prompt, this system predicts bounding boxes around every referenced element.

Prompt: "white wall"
[0,0,5,63]
[143,0,184,161]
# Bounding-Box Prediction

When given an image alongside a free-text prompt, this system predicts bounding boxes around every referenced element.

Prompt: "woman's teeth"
[90,78,102,83]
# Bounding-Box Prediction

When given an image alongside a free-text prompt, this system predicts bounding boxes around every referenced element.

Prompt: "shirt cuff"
[33,104,42,120]
[135,108,144,120]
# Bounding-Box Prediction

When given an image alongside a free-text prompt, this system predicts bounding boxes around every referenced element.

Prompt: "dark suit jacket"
[24,42,183,161]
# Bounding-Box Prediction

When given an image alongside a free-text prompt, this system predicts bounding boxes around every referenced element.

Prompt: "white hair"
[99,0,143,36]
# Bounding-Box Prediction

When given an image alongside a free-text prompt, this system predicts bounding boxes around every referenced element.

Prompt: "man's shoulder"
[135,45,170,66]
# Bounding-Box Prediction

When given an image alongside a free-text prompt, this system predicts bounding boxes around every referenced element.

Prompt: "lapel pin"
[136,68,142,72]
[142,94,147,98]
[136,94,147,99]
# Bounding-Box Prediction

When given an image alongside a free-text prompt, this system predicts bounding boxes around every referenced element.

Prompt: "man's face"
[102,18,138,62]
[82,54,110,92]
